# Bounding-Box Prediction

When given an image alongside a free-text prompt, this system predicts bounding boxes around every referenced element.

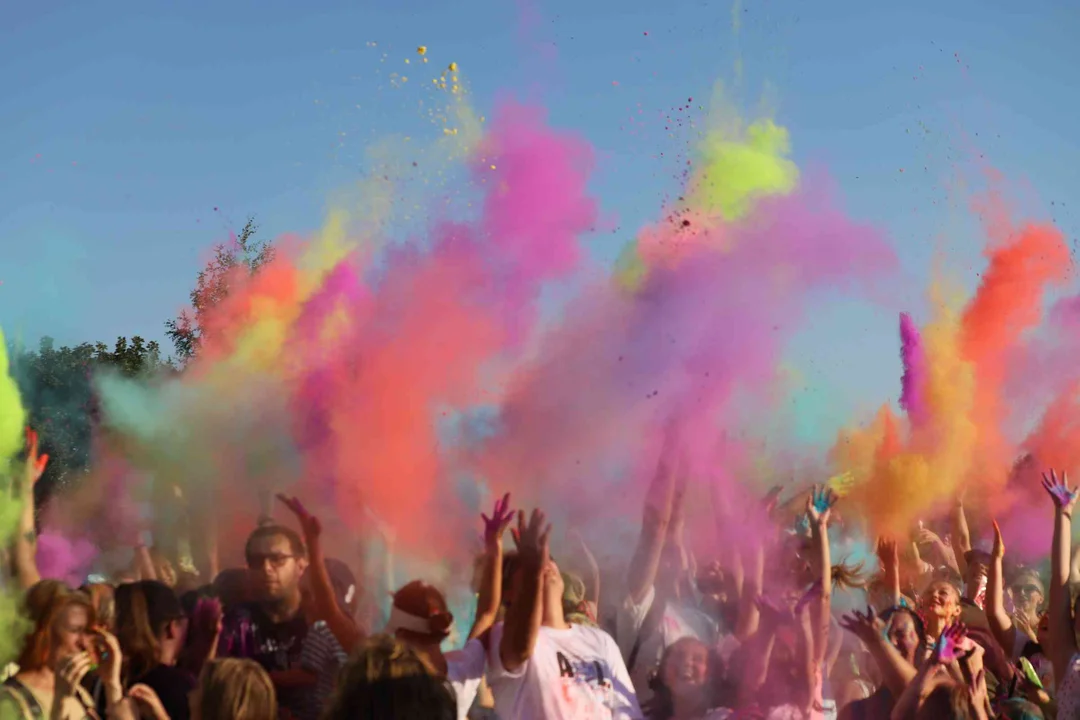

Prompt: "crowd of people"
[2,426,1079,719]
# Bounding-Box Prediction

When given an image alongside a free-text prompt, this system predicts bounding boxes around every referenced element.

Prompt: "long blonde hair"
[193,658,277,720]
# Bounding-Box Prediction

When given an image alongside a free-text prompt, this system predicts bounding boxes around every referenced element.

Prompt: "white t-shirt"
[616,585,718,705]
[446,638,486,720]
[488,621,643,720]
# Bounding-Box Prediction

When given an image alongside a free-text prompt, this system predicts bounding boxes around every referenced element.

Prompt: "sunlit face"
[1010,580,1044,615]
[886,611,920,663]
[922,581,961,622]
[695,560,726,600]
[661,638,710,701]
[52,604,90,667]
[246,535,306,602]
[1037,613,1050,647]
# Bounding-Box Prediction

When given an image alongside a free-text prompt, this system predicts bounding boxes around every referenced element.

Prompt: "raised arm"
[839,608,917,696]
[626,428,679,606]
[734,539,764,642]
[569,530,601,618]
[807,486,836,669]
[1041,470,1079,684]
[471,493,515,640]
[950,494,972,577]
[876,538,902,608]
[11,428,46,590]
[499,509,551,673]
[985,520,1016,657]
[278,495,362,653]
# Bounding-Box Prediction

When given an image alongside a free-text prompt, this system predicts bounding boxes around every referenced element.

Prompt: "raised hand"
[807,485,837,527]
[933,622,970,665]
[22,427,48,493]
[1041,470,1078,514]
[481,493,514,548]
[193,596,224,640]
[512,509,551,570]
[839,606,886,645]
[56,652,94,700]
[276,494,322,539]
[876,538,899,570]
[991,520,1004,559]
[92,628,123,689]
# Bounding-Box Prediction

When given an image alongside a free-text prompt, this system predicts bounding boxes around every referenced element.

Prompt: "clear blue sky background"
[2,0,1077,444]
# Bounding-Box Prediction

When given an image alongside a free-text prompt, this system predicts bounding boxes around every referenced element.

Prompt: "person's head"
[921,580,962,625]
[386,581,454,651]
[244,525,307,604]
[325,635,456,720]
[561,571,595,626]
[1035,611,1050,648]
[211,569,251,610]
[115,581,189,679]
[963,550,991,591]
[320,558,359,618]
[17,580,95,672]
[191,658,277,720]
[501,551,565,624]
[647,637,720,719]
[880,606,924,664]
[149,549,178,589]
[1009,569,1045,616]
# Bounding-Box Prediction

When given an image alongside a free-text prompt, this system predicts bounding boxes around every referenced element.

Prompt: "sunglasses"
[246,553,297,569]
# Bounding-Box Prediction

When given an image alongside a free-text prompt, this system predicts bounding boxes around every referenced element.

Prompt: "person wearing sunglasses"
[218,524,315,720]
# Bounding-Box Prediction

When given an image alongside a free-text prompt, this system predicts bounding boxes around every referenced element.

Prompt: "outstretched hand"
[876,538,899,571]
[276,494,322,539]
[839,606,886,645]
[932,622,971,665]
[482,493,515,548]
[512,509,552,570]
[807,485,837,527]
[991,520,1004,559]
[1041,470,1078,514]
[22,427,48,494]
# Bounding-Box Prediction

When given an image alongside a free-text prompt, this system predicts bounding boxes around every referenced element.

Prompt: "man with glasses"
[219,524,316,719]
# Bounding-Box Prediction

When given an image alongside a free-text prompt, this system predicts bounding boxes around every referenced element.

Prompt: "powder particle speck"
[490,165,497,170]
[417,46,427,55]
[448,62,458,71]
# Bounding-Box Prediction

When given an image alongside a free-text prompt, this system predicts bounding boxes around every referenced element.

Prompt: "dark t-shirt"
[135,665,196,720]
[839,687,893,720]
[219,602,313,718]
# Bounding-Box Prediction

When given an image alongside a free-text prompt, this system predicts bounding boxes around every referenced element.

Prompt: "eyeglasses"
[246,553,297,569]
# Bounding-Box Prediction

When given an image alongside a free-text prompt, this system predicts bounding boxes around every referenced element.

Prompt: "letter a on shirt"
[487,622,643,720]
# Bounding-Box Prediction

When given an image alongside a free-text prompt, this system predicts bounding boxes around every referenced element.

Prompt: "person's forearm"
[890,664,934,720]
[1050,509,1076,676]
[738,629,777,703]
[951,502,971,576]
[811,522,832,666]
[308,536,362,653]
[986,556,1014,656]
[627,439,678,604]
[13,497,40,590]
[866,636,918,695]
[735,542,763,641]
[471,541,503,640]
[500,560,543,672]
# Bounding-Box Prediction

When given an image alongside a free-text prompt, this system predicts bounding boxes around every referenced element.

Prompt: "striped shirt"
[299,621,348,720]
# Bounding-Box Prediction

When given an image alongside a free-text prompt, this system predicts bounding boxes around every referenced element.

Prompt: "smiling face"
[921,580,961,623]
[886,610,920,663]
[660,637,711,705]
[51,603,90,668]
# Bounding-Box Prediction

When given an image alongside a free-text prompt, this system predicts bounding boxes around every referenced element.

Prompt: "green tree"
[14,335,169,500]
[165,217,275,361]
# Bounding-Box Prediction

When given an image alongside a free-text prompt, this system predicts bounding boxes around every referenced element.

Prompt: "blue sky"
[2,0,1078,442]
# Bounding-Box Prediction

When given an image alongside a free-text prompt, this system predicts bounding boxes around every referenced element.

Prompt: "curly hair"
[643,637,732,720]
